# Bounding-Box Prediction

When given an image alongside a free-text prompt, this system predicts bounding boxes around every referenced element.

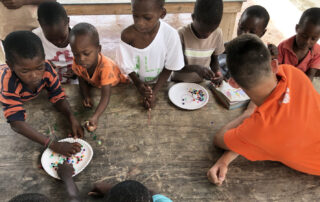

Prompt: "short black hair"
[38,2,68,25]
[241,5,270,29]
[3,31,45,65]
[132,0,165,8]
[193,0,223,26]
[299,7,320,26]
[226,34,271,89]
[70,22,100,47]
[106,180,152,202]
[9,193,50,202]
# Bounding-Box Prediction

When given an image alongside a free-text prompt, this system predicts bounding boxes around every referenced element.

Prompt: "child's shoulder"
[121,25,137,45]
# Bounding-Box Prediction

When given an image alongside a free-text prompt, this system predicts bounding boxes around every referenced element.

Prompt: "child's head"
[237,5,270,38]
[296,7,320,50]
[4,31,46,89]
[38,2,69,48]
[69,23,101,70]
[105,180,152,202]
[131,0,166,33]
[191,0,223,39]
[9,193,50,202]
[226,34,272,90]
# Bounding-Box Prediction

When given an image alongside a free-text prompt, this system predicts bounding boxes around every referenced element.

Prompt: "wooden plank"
[62,1,243,15]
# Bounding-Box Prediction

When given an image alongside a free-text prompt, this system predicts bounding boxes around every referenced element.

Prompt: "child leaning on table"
[69,23,127,132]
[0,31,83,157]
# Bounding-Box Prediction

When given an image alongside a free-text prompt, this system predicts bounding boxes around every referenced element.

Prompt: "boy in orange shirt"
[69,23,126,132]
[278,7,320,81]
[207,34,320,186]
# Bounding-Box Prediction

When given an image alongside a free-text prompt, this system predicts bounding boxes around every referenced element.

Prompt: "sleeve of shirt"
[310,47,320,69]
[100,63,119,86]
[45,63,66,103]
[214,29,225,55]
[224,115,274,161]
[277,43,284,64]
[164,29,185,71]
[71,62,81,77]
[115,41,136,75]
[0,94,25,122]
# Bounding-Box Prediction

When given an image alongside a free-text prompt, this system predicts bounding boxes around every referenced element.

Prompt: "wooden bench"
[58,0,246,41]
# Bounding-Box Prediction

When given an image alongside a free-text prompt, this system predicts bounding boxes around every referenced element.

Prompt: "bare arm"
[54,99,84,138]
[208,102,256,185]
[88,85,111,127]
[10,121,81,157]
[306,68,318,82]
[57,162,82,202]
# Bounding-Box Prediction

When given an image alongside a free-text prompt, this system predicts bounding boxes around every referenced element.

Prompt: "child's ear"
[98,45,102,53]
[191,13,195,21]
[67,17,70,24]
[6,60,13,69]
[295,24,299,33]
[160,8,167,19]
[271,59,279,73]
[229,78,240,89]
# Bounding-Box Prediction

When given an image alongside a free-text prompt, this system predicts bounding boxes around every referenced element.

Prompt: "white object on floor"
[41,138,93,180]
[169,82,209,110]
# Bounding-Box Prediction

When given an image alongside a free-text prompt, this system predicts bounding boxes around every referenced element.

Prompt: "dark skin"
[70,34,111,131]
[237,13,278,60]
[294,19,320,81]
[57,161,81,202]
[174,15,223,85]
[7,55,83,157]
[122,0,170,109]
[1,0,56,9]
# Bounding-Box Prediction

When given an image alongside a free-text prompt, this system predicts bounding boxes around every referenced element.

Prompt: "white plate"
[169,83,209,110]
[41,138,93,180]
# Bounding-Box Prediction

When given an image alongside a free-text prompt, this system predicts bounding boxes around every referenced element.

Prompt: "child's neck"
[132,21,160,49]
[87,55,100,77]
[292,38,309,63]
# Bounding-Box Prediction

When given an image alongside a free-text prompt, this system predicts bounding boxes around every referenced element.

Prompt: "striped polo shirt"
[0,62,65,122]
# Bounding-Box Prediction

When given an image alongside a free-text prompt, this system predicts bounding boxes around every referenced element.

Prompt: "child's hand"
[207,161,228,186]
[85,118,98,132]
[51,141,82,157]
[211,70,224,86]
[63,68,76,79]
[70,117,84,138]
[199,67,215,81]
[83,97,93,108]
[138,82,153,99]
[268,43,278,60]
[57,161,75,180]
[88,180,113,197]
[143,95,156,109]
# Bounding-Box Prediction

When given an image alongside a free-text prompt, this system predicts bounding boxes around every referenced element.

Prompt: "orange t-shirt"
[224,64,320,175]
[72,53,127,88]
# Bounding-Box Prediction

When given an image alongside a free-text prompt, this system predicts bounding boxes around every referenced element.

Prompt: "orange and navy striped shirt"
[0,62,65,122]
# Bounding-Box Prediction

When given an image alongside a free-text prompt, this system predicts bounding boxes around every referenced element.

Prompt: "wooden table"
[1,83,320,201]
[58,0,245,42]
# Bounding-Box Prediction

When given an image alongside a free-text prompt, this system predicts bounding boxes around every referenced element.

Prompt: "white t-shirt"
[33,27,77,84]
[116,20,185,83]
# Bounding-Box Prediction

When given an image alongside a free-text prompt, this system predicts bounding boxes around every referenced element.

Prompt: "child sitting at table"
[70,23,127,132]
[278,7,320,81]
[33,2,77,84]
[116,0,184,109]
[219,5,277,79]
[171,0,225,84]
[0,31,83,156]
